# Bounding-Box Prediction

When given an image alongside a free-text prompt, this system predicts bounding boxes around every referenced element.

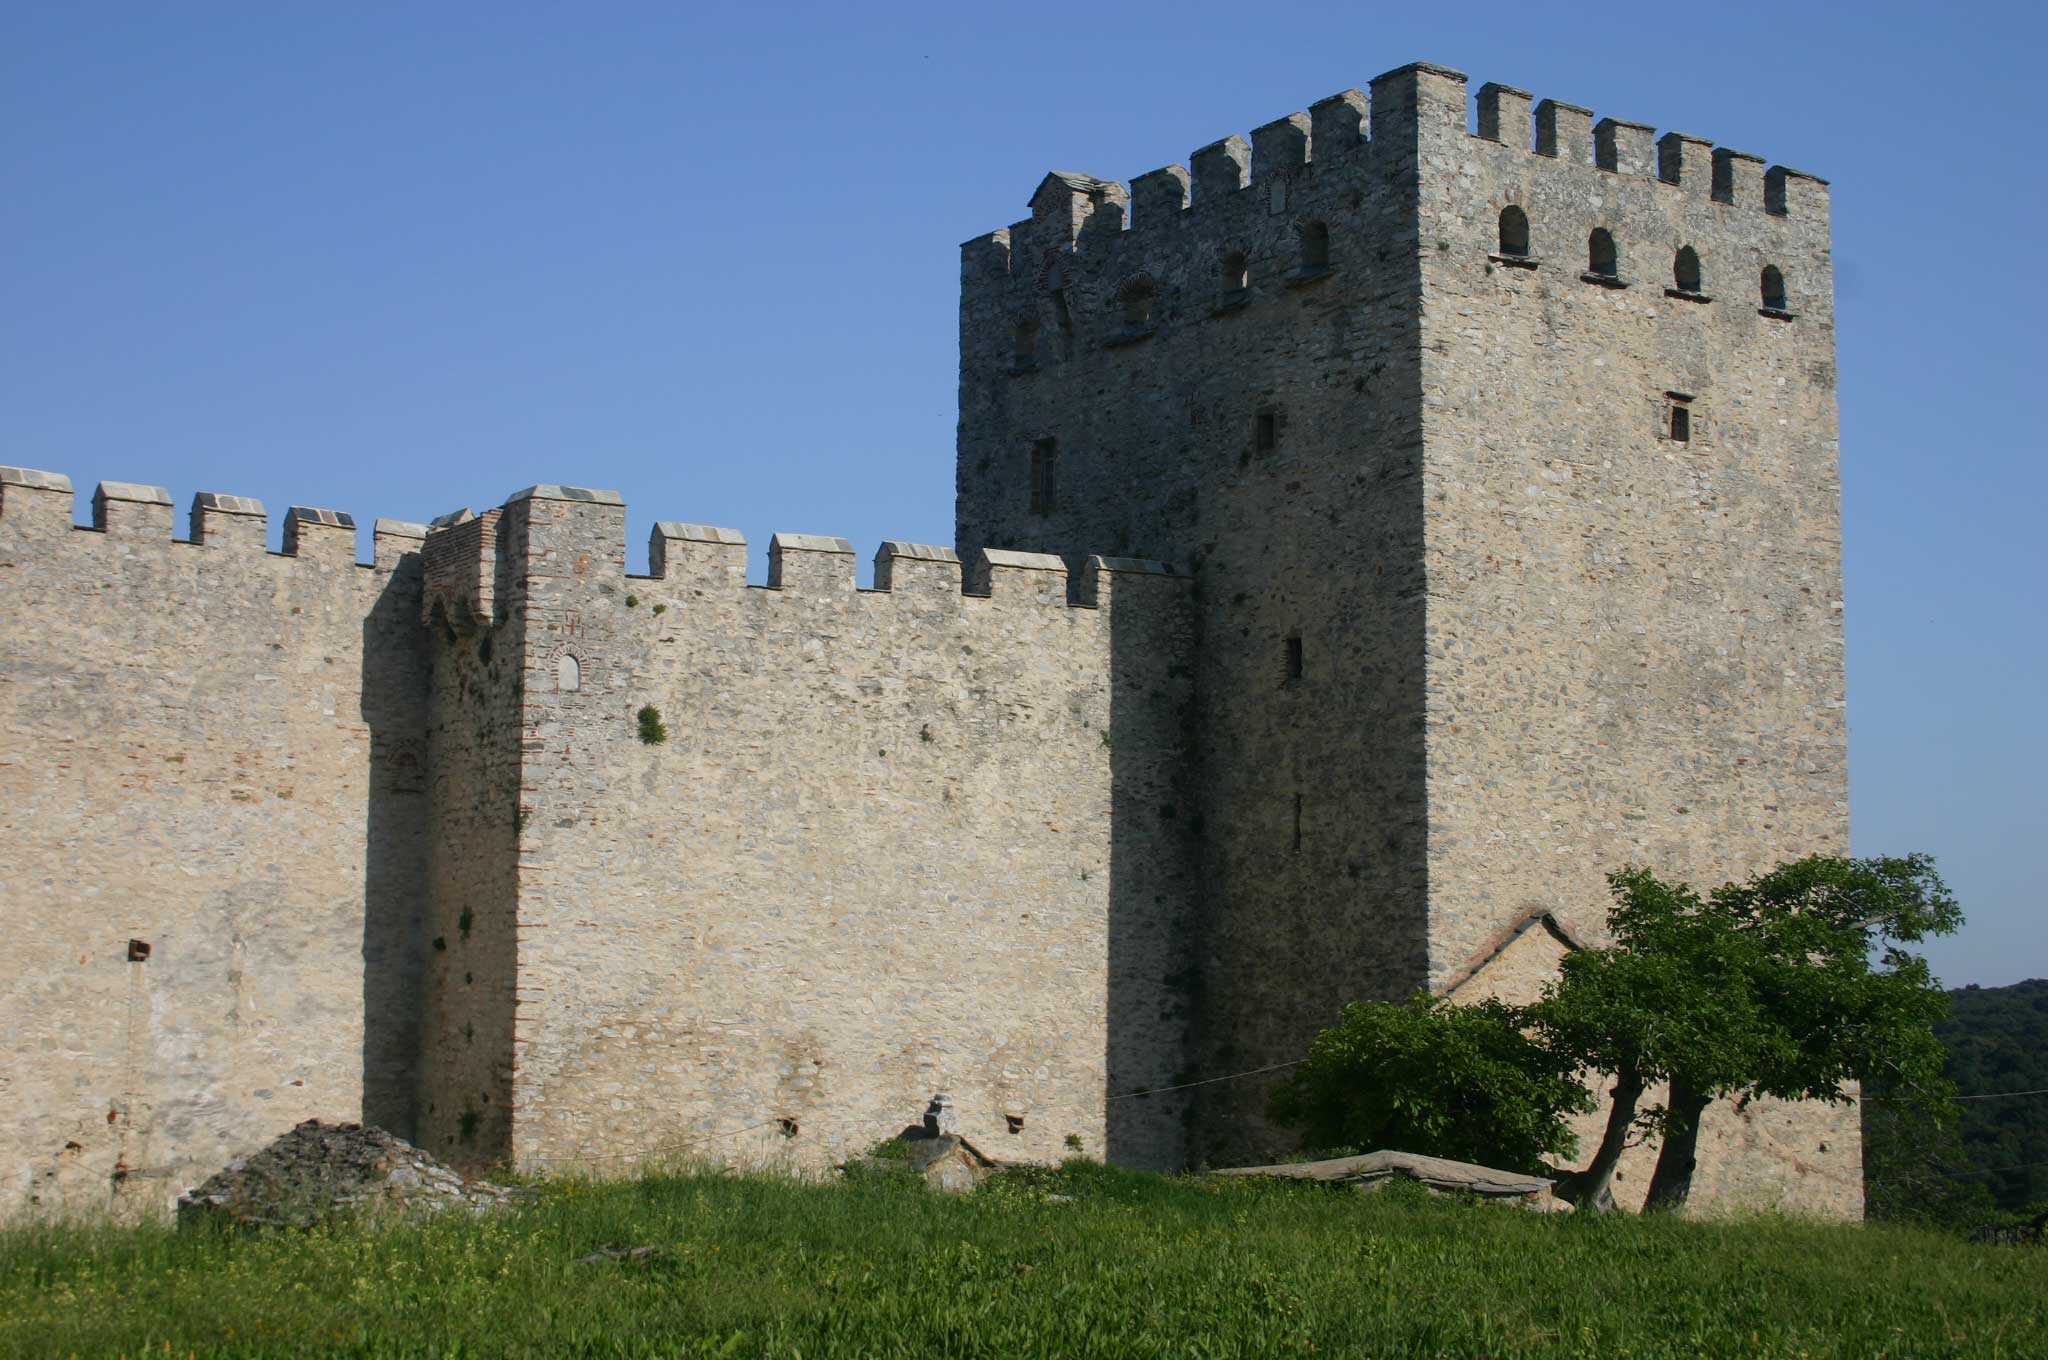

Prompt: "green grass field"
[4,1161,2042,1358]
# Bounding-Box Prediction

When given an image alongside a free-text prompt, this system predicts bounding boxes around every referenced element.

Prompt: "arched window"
[1120,278,1155,330]
[1498,205,1530,257]
[556,654,581,693]
[1674,246,1703,293]
[1761,265,1787,311]
[1221,251,1248,292]
[1298,221,1330,273]
[1013,317,1039,366]
[1588,228,1618,278]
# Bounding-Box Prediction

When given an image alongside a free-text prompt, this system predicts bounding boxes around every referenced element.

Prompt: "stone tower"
[957,62,1852,1200]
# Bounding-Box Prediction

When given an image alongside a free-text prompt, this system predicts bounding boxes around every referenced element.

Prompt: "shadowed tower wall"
[958,67,1445,1164]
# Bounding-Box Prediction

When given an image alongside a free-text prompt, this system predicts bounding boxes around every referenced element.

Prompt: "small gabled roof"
[1030,170,1119,212]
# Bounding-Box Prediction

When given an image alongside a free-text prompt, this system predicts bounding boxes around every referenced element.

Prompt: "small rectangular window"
[1292,792,1304,852]
[1284,635,1303,682]
[1255,410,1278,453]
[1670,405,1691,442]
[1029,438,1057,515]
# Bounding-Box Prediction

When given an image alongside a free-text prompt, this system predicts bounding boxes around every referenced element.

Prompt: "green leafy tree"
[1526,869,1760,1213]
[1534,854,1960,1214]
[1266,994,1592,1174]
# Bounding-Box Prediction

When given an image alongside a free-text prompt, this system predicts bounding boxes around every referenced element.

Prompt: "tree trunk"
[1643,1075,1712,1214]
[1553,1070,1644,1214]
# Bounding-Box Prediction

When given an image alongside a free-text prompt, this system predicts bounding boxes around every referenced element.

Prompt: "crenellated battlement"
[957,61,1831,416]
[964,61,1825,289]
[1,466,1188,620]
[404,484,1192,616]
[0,465,426,570]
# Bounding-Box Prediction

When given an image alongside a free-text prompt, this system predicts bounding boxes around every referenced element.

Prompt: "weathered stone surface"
[0,472,429,1220]
[176,1120,518,1228]
[454,493,1198,1177]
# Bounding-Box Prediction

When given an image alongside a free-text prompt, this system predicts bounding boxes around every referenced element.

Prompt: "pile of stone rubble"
[177,1119,521,1228]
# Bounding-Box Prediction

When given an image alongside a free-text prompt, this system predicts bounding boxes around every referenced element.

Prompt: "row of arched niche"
[1497,206,1791,309]
[1012,210,1792,364]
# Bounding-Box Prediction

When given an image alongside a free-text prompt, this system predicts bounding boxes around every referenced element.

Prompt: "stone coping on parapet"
[286,505,356,530]
[877,541,959,563]
[655,522,747,546]
[980,548,1066,572]
[506,484,626,506]
[0,466,74,493]
[1376,60,1466,83]
[194,492,266,517]
[771,532,855,555]
[95,481,173,506]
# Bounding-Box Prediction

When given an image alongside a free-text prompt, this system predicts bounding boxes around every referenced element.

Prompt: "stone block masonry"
[1,57,1859,1220]
[0,469,430,1217]
[451,492,1199,1174]
[0,470,1196,1212]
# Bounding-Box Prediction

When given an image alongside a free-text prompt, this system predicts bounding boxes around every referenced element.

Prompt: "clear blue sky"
[4,3,2039,987]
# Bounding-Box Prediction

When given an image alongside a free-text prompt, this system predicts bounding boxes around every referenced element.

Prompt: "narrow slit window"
[1284,635,1303,682]
[1674,246,1703,293]
[1029,438,1058,515]
[1222,251,1248,292]
[1050,288,1074,334]
[1120,279,1155,330]
[1014,318,1039,366]
[1255,409,1278,453]
[1292,793,1304,852]
[1761,265,1787,311]
[1298,221,1330,273]
[1498,205,1530,257]
[1588,228,1617,277]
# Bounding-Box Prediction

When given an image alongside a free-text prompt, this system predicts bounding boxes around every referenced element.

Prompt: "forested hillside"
[1865,977,2048,1225]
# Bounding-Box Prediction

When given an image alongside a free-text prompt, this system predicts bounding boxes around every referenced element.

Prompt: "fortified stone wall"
[422,488,1200,1174]
[0,58,1864,1221]
[0,468,430,1217]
